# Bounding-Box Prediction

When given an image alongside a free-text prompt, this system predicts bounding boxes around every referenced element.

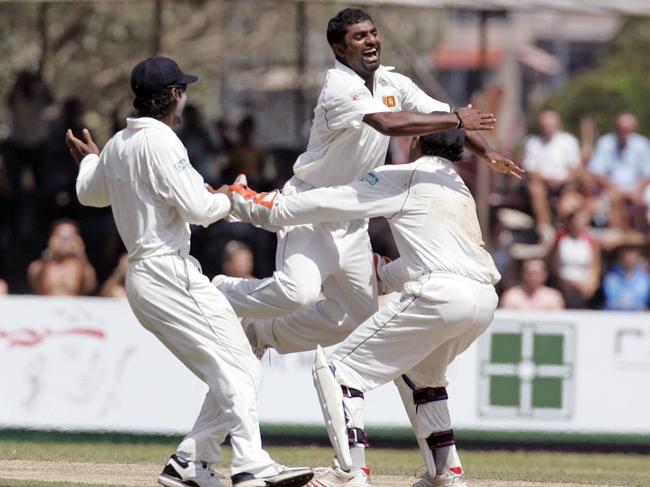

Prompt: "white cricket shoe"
[231,463,313,487]
[158,454,226,487]
[411,468,466,487]
[308,459,371,487]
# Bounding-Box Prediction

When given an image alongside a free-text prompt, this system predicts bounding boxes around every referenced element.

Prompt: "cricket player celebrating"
[216,6,518,362]
[67,57,313,487]
[214,8,520,486]
[228,129,499,487]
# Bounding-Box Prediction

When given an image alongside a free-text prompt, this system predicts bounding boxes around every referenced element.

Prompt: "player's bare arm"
[464,130,525,179]
[66,128,100,165]
[363,105,495,136]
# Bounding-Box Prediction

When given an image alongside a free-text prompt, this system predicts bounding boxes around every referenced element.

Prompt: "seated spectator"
[553,209,601,308]
[0,278,8,296]
[27,219,96,296]
[523,110,581,227]
[222,240,254,279]
[602,246,650,311]
[100,253,128,298]
[500,259,565,310]
[587,112,650,230]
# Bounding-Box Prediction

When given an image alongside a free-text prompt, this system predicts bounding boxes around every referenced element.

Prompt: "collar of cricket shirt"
[126,116,176,134]
[333,59,395,80]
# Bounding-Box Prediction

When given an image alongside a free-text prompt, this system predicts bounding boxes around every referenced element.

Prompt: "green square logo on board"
[479,320,574,418]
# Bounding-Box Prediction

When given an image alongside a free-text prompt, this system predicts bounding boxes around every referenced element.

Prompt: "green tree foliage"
[541,17,650,137]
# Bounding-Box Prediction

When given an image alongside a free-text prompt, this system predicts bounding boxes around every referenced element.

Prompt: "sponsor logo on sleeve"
[174,159,190,172]
[382,95,396,108]
[362,171,380,185]
[351,90,365,101]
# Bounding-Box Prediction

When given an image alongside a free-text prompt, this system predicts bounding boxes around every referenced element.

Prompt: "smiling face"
[333,20,381,80]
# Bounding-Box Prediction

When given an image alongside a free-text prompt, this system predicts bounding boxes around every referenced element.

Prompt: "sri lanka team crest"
[382,95,396,108]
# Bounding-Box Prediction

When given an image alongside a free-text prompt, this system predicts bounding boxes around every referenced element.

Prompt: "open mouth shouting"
[363,47,379,64]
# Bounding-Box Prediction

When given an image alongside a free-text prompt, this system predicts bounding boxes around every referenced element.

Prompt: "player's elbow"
[363,112,397,135]
[76,187,109,208]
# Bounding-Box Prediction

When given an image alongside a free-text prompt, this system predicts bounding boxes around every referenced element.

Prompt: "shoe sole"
[235,472,315,487]
[266,472,314,487]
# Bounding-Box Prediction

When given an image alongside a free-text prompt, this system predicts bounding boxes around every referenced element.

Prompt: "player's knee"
[280,276,321,309]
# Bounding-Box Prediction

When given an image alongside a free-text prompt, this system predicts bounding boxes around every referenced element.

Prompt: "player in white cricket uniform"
[228,129,500,487]
[67,57,313,487]
[215,8,508,355]
[215,9,520,487]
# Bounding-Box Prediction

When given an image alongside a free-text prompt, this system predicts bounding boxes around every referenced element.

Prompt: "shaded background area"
[1,0,649,311]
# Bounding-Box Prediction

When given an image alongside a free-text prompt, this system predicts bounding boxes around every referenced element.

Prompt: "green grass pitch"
[1,435,650,486]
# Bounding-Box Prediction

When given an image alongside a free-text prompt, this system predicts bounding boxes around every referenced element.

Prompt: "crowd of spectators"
[0,69,648,311]
[497,109,650,311]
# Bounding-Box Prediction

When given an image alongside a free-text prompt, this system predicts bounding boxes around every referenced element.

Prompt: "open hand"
[485,151,526,179]
[66,128,100,165]
[456,105,496,131]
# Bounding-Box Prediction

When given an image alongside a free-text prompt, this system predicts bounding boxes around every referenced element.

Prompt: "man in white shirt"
[228,129,500,487]
[214,9,520,487]
[66,56,312,487]
[523,110,581,226]
[215,7,520,355]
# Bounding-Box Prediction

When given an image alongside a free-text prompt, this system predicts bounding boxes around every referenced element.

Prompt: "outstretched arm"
[465,130,525,179]
[363,105,495,136]
[230,170,407,229]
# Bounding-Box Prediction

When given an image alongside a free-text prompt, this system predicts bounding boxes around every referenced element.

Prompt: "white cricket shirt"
[269,156,500,285]
[76,117,231,261]
[522,131,580,181]
[293,60,450,188]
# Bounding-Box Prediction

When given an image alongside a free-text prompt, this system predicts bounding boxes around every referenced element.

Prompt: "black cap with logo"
[130,57,198,96]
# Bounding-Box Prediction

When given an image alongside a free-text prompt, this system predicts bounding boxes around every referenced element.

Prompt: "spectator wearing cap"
[523,110,581,227]
[588,112,650,230]
[602,246,650,311]
[500,259,565,310]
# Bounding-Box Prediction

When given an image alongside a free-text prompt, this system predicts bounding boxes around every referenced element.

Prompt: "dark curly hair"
[326,7,374,47]
[420,129,465,162]
[133,87,175,119]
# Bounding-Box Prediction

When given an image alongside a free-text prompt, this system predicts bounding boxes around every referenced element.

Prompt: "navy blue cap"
[130,56,198,96]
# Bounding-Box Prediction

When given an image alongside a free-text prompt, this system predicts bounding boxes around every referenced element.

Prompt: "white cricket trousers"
[329,272,498,430]
[221,176,378,352]
[126,253,274,475]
